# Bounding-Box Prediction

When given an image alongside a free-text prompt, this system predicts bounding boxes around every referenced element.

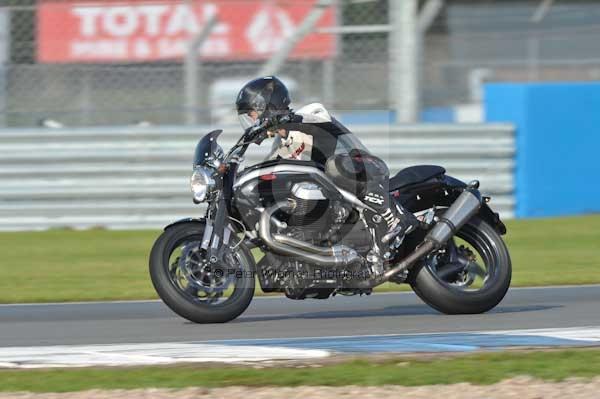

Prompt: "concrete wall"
[485,82,600,218]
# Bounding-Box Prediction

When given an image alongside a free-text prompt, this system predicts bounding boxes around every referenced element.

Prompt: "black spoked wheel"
[409,216,511,314]
[149,222,255,323]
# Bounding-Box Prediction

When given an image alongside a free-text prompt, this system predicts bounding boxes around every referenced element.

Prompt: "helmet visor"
[238,113,258,130]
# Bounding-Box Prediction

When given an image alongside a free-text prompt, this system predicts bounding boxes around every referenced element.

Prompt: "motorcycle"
[149,116,511,323]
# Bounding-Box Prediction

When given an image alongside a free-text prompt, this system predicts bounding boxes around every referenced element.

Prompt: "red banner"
[37,0,336,63]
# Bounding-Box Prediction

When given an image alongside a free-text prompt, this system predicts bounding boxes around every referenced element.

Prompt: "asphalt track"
[1,285,600,348]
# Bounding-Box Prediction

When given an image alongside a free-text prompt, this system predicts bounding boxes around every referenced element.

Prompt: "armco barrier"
[0,124,514,231]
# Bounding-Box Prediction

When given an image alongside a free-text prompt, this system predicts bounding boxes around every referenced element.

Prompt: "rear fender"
[394,175,507,235]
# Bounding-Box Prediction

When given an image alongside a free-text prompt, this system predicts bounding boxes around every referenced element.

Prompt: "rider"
[235,76,418,244]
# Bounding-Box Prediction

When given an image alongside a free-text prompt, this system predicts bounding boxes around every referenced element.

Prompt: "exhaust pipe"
[258,201,362,267]
[259,188,481,285]
[359,188,483,288]
[273,234,345,257]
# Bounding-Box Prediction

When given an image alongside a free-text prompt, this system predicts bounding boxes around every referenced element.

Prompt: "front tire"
[149,222,255,323]
[409,216,511,314]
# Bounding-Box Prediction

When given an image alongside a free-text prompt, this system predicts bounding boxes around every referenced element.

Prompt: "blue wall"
[337,108,455,125]
[486,82,600,218]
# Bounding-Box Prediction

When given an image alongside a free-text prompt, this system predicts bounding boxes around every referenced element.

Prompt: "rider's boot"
[381,201,420,244]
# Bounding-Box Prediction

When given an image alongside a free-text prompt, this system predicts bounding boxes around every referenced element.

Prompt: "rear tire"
[149,222,255,323]
[409,217,511,314]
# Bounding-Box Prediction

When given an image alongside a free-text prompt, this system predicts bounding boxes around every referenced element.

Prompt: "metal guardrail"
[0,124,514,231]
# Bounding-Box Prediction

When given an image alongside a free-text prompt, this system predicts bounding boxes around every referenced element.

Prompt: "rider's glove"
[244,112,296,144]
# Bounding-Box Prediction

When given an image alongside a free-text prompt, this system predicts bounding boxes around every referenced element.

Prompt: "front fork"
[202,196,232,264]
[203,163,238,262]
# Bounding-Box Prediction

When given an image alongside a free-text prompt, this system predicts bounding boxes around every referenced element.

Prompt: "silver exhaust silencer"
[425,188,483,247]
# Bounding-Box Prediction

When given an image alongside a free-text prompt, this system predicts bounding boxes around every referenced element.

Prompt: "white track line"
[482,326,600,342]
[0,342,330,369]
[2,326,600,369]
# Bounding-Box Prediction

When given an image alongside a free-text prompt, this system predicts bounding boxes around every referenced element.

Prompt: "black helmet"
[235,76,291,130]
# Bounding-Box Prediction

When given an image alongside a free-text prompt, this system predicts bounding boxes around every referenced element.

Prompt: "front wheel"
[149,222,255,323]
[409,216,511,314]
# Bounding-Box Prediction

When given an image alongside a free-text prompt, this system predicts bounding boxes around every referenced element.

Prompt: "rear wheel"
[409,216,511,314]
[149,222,255,323]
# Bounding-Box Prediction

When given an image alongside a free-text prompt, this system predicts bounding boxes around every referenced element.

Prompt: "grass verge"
[0,215,599,303]
[1,349,600,392]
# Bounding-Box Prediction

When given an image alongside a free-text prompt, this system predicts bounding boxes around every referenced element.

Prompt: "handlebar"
[225,113,294,164]
[244,113,293,144]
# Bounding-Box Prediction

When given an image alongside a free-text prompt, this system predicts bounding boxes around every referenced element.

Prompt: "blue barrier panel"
[486,82,600,218]
[336,108,455,124]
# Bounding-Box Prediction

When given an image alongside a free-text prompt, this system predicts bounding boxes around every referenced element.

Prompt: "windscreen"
[193,130,223,166]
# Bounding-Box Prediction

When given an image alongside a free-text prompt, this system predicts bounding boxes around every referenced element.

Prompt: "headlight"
[190,166,216,203]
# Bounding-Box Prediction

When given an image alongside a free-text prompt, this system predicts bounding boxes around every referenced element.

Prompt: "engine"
[282,182,371,252]
[252,182,374,300]
[281,182,362,246]
[285,182,331,237]
[239,176,376,300]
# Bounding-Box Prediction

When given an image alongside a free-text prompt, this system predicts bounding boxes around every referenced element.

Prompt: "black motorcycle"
[149,119,511,323]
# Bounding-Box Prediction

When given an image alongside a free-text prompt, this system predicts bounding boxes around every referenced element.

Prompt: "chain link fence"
[0,0,598,127]
[422,0,600,111]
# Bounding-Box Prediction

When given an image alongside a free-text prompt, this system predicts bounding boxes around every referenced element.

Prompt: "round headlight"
[190,166,215,203]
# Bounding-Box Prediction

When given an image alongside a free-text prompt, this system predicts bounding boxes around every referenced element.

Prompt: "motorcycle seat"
[390,165,446,191]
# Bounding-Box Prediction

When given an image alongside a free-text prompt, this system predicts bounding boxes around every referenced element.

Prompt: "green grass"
[1,349,600,392]
[0,215,599,303]
[505,215,600,286]
[0,229,159,303]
